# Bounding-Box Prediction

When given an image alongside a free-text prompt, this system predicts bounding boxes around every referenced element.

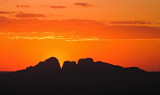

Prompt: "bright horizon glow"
[0,38,160,72]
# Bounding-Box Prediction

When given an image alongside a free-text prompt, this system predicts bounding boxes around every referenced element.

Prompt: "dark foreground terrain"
[0,57,160,95]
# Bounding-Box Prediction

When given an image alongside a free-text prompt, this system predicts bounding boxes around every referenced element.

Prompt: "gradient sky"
[0,0,160,71]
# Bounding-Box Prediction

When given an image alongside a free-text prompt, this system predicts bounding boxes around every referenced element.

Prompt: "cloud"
[0,11,15,14]
[0,18,160,39]
[74,3,91,7]
[16,5,30,8]
[9,36,99,41]
[8,36,63,40]
[65,38,99,42]
[15,13,46,18]
[0,32,99,41]
[50,6,66,9]
[110,20,151,24]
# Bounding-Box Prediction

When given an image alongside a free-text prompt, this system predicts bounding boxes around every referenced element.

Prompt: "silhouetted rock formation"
[77,58,94,75]
[0,58,160,95]
[60,58,146,79]
[78,58,94,65]
[0,57,149,85]
[62,61,77,73]
[26,57,61,73]
[1,56,160,95]
[22,57,146,77]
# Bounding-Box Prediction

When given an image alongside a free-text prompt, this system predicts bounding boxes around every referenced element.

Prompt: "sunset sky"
[0,0,160,71]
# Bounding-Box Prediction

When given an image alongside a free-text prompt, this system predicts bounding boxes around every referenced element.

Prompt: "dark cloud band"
[110,20,151,24]
[15,13,46,18]
[74,3,91,7]
[50,6,66,9]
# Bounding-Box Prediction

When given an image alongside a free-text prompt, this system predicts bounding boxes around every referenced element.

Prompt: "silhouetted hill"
[1,57,147,79]
[0,57,148,84]
[26,57,61,73]
[62,58,146,78]
[23,57,146,78]
[0,57,160,95]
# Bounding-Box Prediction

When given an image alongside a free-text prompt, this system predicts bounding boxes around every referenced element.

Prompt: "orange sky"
[0,0,160,71]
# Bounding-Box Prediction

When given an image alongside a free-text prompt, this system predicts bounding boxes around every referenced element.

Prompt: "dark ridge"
[1,57,146,77]
[26,57,61,73]
[0,57,160,95]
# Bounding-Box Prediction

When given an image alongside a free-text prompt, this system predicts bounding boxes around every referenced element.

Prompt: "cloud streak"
[3,33,159,41]
[16,5,30,8]
[0,17,160,39]
[74,3,91,7]
[110,20,151,24]
[15,13,46,18]
[50,6,66,9]
[0,32,99,41]
[8,36,99,41]
[0,11,15,14]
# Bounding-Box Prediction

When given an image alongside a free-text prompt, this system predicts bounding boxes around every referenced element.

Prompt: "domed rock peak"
[62,61,77,73]
[31,57,61,73]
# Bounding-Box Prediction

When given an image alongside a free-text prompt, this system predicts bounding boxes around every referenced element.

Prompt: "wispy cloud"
[10,36,99,41]
[65,38,99,42]
[50,6,66,9]
[0,11,15,14]
[4,34,159,41]
[110,20,151,24]
[16,5,30,8]
[15,13,46,18]
[74,3,91,7]
[5,35,99,42]
[1,32,160,41]
[0,32,99,41]
[8,36,62,40]
[0,18,160,39]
